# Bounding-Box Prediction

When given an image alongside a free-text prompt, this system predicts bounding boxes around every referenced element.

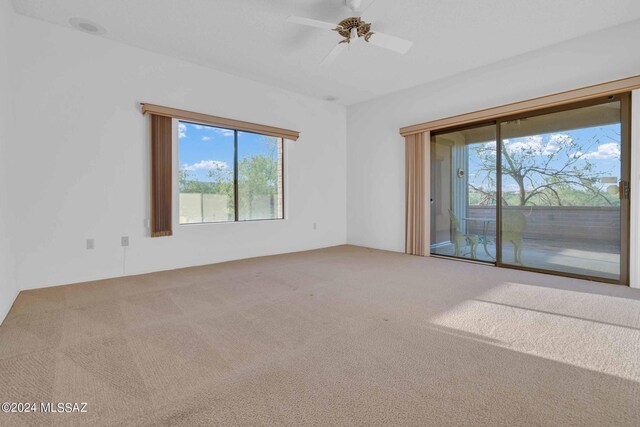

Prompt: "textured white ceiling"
[12,0,640,105]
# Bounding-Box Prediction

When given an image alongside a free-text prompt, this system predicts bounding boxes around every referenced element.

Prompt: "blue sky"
[178,121,278,182]
[468,124,621,193]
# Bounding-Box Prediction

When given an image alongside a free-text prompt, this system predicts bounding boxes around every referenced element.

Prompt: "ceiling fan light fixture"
[335,17,374,45]
[287,2,413,63]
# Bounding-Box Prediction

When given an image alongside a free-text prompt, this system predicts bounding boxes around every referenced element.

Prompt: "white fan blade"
[367,32,413,54]
[287,16,339,30]
[321,43,347,66]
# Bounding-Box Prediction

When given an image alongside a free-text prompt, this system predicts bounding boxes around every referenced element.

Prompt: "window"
[178,121,284,224]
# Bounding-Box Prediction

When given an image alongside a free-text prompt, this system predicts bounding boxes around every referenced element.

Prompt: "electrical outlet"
[86,239,95,250]
[121,236,129,247]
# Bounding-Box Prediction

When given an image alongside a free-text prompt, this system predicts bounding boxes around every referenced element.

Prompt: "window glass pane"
[499,101,622,281]
[431,124,497,262]
[237,132,283,221]
[178,121,235,223]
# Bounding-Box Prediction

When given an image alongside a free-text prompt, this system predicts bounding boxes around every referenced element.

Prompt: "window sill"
[178,218,286,226]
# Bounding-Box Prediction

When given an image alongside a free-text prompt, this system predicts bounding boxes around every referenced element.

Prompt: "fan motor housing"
[335,17,373,42]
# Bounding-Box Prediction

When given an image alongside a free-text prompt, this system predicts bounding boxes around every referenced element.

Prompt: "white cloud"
[178,123,187,139]
[582,143,620,160]
[544,134,571,154]
[477,141,497,156]
[213,128,234,137]
[503,134,575,156]
[548,133,571,145]
[505,135,543,154]
[483,141,497,150]
[181,160,228,171]
[202,136,211,141]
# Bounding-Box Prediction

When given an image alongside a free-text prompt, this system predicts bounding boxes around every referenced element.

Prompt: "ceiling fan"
[287,0,413,65]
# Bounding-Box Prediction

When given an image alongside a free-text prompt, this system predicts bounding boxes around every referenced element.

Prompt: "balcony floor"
[432,238,620,281]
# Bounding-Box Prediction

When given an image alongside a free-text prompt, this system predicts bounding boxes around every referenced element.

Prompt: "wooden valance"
[400,75,640,136]
[141,103,300,141]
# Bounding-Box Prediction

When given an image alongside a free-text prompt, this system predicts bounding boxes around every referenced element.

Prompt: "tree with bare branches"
[470,132,619,207]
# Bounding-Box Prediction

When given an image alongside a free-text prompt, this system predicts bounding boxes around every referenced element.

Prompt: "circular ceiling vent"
[69,18,106,35]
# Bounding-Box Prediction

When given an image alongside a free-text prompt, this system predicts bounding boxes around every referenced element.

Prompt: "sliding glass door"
[431,124,497,262]
[498,96,629,282]
[430,94,630,284]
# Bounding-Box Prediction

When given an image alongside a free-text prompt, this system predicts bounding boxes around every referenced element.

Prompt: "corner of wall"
[0,0,19,323]
[0,288,19,326]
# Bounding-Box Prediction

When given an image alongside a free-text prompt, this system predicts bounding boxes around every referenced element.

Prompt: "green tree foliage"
[237,142,279,217]
[179,137,280,218]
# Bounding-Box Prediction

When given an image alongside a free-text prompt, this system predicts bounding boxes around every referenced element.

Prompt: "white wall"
[8,14,347,290]
[347,20,640,256]
[0,0,18,322]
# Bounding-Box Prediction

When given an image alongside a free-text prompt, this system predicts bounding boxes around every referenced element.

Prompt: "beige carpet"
[1,245,639,426]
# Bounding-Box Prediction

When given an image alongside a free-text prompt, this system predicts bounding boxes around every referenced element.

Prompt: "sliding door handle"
[619,180,630,200]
